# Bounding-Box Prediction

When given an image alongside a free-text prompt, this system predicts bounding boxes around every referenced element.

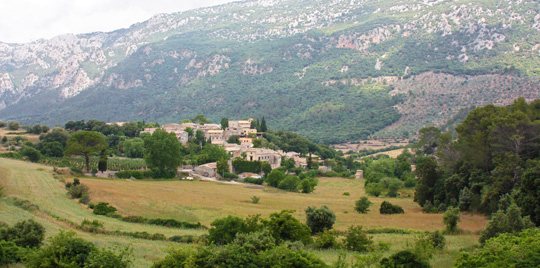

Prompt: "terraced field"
[0,158,486,267]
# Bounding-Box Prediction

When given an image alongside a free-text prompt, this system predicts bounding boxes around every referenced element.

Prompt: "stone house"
[244,148,282,169]
[194,162,217,178]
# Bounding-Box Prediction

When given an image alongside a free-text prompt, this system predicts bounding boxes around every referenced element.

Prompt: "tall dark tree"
[143,129,182,178]
[65,131,108,172]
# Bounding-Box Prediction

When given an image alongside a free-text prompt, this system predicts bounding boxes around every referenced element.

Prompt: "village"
[140,118,356,181]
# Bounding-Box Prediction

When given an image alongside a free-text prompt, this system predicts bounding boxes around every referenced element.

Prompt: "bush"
[365,183,384,197]
[7,122,19,131]
[379,201,404,214]
[250,196,260,204]
[208,216,250,245]
[277,175,300,192]
[243,177,264,185]
[92,202,117,216]
[305,206,336,234]
[0,240,22,265]
[25,232,96,268]
[355,197,373,214]
[20,146,41,162]
[85,248,131,268]
[313,230,339,249]
[0,219,45,248]
[68,184,89,199]
[443,207,460,234]
[456,229,540,268]
[265,210,311,244]
[428,231,446,250]
[266,169,286,187]
[80,219,104,233]
[300,178,318,193]
[380,250,431,268]
[344,226,373,252]
[116,170,153,179]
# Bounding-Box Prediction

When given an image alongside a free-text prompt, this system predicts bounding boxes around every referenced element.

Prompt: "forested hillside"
[0,0,539,143]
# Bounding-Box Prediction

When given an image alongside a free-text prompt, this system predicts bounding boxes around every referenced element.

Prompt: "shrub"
[208,216,250,245]
[380,250,431,268]
[365,183,384,197]
[266,169,286,187]
[300,178,318,193]
[7,122,19,131]
[313,230,339,249]
[85,248,131,268]
[250,196,260,204]
[428,231,446,250]
[379,201,404,214]
[355,197,372,214]
[80,219,104,233]
[243,177,264,185]
[25,232,96,268]
[344,226,373,252]
[343,192,350,196]
[456,229,540,268]
[265,210,311,244]
[92,202,117,216]
[0,240,22,265]
[0,219,45,248]
[20,146,41,162]
[443,207,460,234]
[305,206,336,234]
[278,175,300,192]
[68,184,89,199]
[116,170,153,179]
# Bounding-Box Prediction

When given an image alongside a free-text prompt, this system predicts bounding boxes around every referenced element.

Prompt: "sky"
[0,0,237,43]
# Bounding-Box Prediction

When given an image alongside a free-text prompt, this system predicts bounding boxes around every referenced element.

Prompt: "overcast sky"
[0,0,237,43]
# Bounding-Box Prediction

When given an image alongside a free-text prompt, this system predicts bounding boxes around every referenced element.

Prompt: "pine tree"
[260,117,268,132]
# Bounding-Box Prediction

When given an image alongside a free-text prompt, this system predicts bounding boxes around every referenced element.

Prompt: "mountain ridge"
[0,0,539,143]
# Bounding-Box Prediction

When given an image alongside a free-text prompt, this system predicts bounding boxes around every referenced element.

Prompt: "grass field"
[0,158,485,267]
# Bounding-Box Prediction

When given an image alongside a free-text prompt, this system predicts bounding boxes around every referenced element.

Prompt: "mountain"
[0,0,539,143]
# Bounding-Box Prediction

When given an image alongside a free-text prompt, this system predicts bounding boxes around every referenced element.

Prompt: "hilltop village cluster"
[141,119,319,179]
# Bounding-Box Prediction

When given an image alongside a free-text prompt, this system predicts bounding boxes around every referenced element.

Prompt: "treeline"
[413,98,540,226]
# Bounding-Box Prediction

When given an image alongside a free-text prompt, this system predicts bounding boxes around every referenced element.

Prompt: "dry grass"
[83,177,487,232]
[0,127,41,143]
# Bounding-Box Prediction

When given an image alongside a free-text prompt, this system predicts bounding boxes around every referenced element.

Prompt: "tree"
[25,232,95,268]
[380,201,404,214]
[0,240,22,265]
[344,226,373,252]
[98,152,107,173]
[208,216,250,245]
[192,114,210,124]
[278,175,300,192]
[143,129,182,178]
[380,250,431,268]
[0,220,45,248]
[305,206,336,234]
[122,138,145,158]
[443,207,460,234]
[227,135,240,145]
[265,211,311,244]
[456,229,540,268]
[266,169,286,187]
[355,197,373,214]
[220,118,229,129]
[260,117,268,132]
[84,248,131,268]
[37,141,64,157]
[65,131,108,173]
[7,121,19,131]
[217,158,229,178]
[414,156,440,207]
[20,146,41,162]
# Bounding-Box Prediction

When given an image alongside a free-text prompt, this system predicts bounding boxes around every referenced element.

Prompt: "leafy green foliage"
[456,229,540,268]
[0,220,45,248]
[355,197,373,214]
[344,226,373,252]
[414,99,540,224]
[143,129,182,178]
[305,206,336,234]
[20,146,41,162]
[379,201,404,214]
[65,131,108,172]
[443,207,460,234]
[122,138,145,158]
[92,202,118,216]
[380,250,431,268]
